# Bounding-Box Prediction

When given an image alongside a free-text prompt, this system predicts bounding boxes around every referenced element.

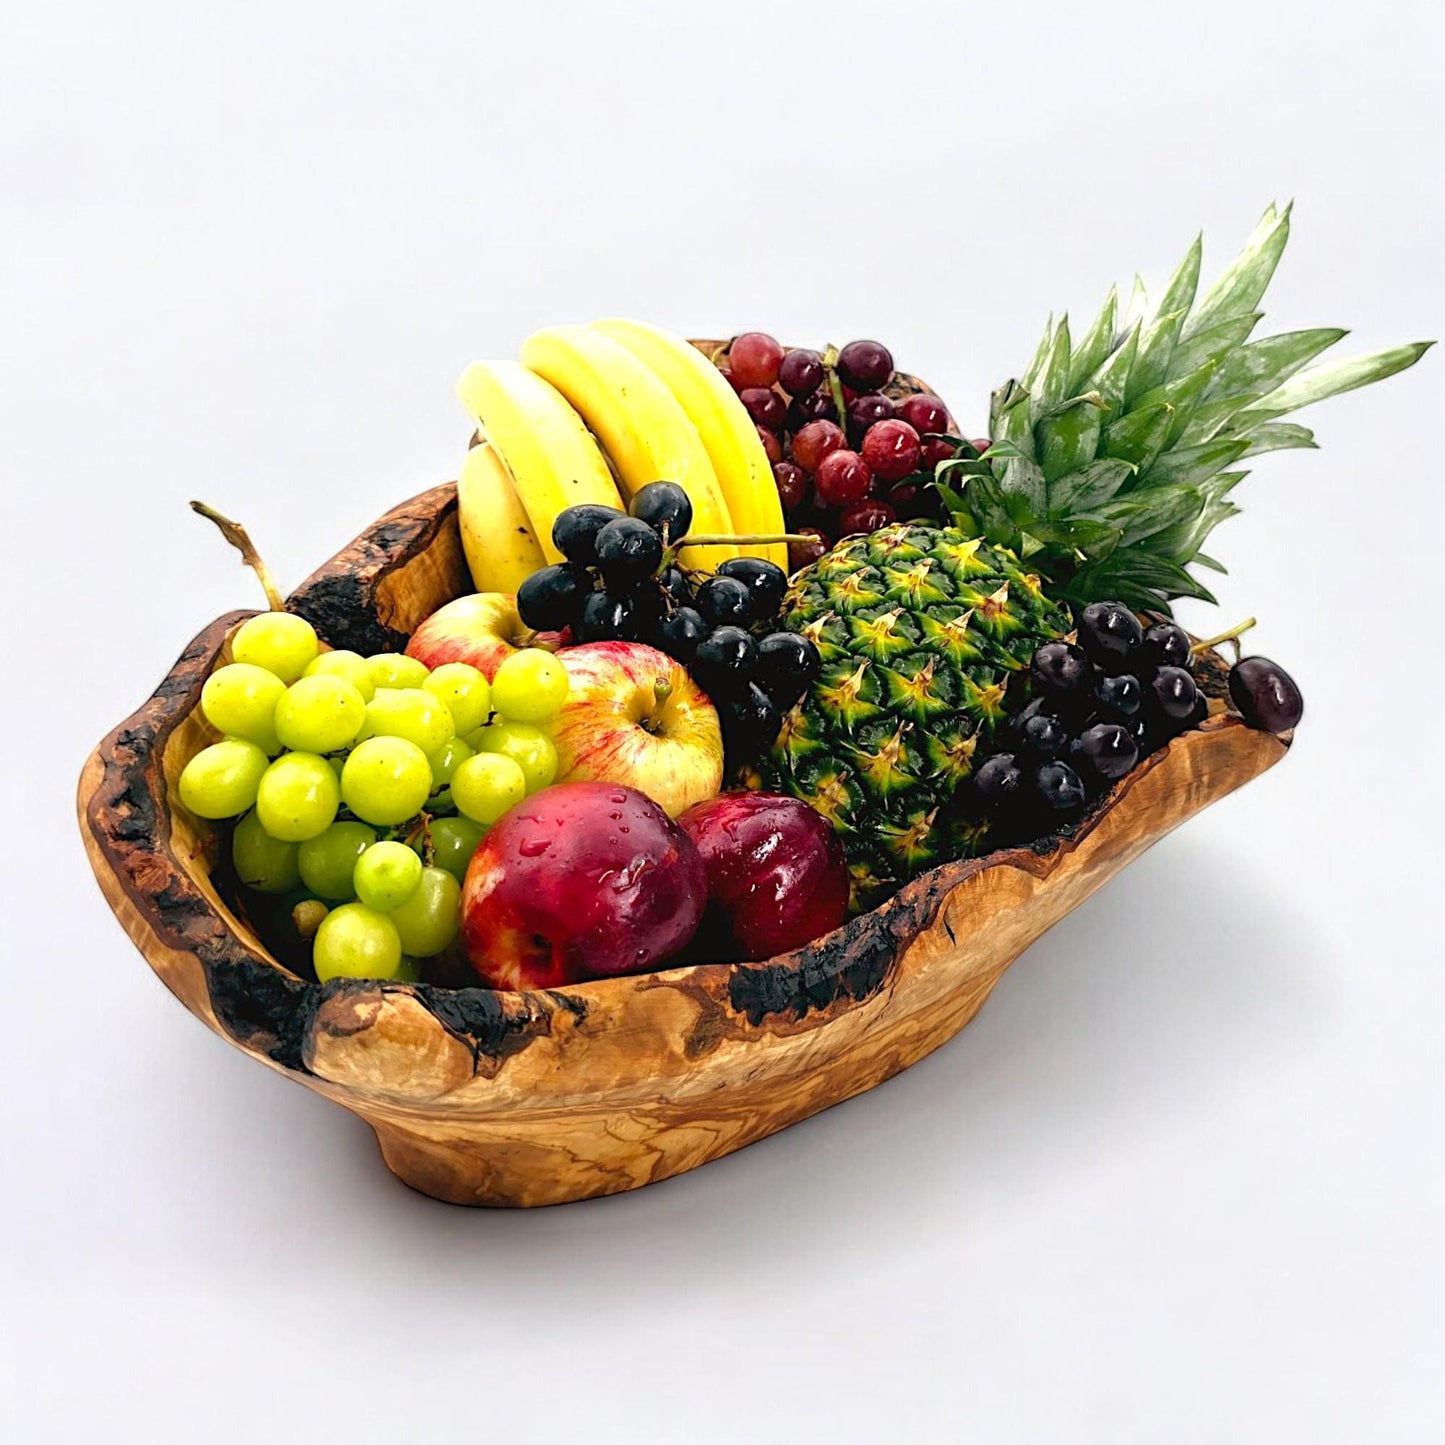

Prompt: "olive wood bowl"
[78,487,1289,1208]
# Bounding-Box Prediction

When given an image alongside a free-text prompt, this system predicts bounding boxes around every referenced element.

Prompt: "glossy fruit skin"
[629,480,693,540]
[836,339,894,391]
[1094,672,1143,719]
[1031,640,1091,698]
[576,589,635,643]
[717,557,787,618]
[658,566,693,607]
[1017,709,1070,760]
[659,606,709,659]
[552,503,624,566]
[791,419,847,474]
[860,418,922,482]
[898,393,950,435]
[516,563,590,633]
[728,332,785,389]
[1141,621,1193,671]
[756,426,783,464]
[1078,600,1144,671]
[788,391,837,430]
[919,437,957,472]
[739,387,787,432]
[973,752,1023,809]
[1229,656,1303,733]
[838,499,898,536]
[778,348,824,397]
[787,528,830,572]
[755,631,821,706]
[693,625,757,687]
[846,392,897,442]
[1073,721,1139,781]
[773,460,808,510]
[814,448,872,506]
[679,792,849,961]
[1035,760,1088,814]
[696,575,754,627]
[593,516,664,584]
[1149,665,1200,721]
[461,781,707,988]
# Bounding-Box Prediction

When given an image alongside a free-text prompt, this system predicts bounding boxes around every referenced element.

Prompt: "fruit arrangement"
[80,206,1431,1206]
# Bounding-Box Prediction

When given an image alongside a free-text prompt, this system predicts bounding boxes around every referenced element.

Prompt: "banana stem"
[1192,616,1257,661]
[190,500,286,611]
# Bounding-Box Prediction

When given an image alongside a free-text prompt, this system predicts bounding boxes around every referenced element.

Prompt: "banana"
[456,359,625,564]
[456,440,547,593]
[590,318,788,570]
[520,325,738,570]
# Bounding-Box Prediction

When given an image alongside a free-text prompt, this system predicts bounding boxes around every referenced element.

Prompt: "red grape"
[740,386,788,432]
[778,348,824,397]
[970,436,993,454]
[788,527,830,571]
[792,419,847,473]
[839,499,897,535]
[729,332,784,388]
[773,460,808,510]
[920,436,956,470]
[836,339,894,391]
[716,365,740,393]
[788,391,837,430]
[898,393,950,435]
[815,449,872,505]
[846,392,897,443]
[756,425,783,464]
[860,419,922,482]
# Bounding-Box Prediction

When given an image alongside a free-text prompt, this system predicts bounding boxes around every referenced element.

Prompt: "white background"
[5,2,1443,1441]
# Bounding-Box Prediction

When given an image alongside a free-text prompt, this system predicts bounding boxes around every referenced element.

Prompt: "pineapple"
[763,206,1432,907]
[758,527,1069,909]
[942,202,1433,612]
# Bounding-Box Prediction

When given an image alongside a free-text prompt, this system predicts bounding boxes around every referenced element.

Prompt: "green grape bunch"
[176,609,571,984]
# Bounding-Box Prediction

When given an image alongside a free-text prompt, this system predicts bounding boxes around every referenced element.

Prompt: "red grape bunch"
[719,331,964,570]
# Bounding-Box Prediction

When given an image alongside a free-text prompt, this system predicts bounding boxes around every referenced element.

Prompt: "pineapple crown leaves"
[936,203,1434,614]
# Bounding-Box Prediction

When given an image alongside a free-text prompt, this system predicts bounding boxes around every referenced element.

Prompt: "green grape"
[255,752,340,842]
[232,809,301,893]
[340,736,432,826]
[201,663,285,751]
[471,721,558,794]
[491,648,569,723]
[427,736,473,788]
[274,674,367,753]
[389,866,460,957]
[303,649,376,702]
[178,738,269,819]
[353,841,424,911]
[368,653,429,690]
[423,816,486,883]
[393,955,423,984]
[297,820,376,900]
[232,611,319,683]
[424,662,492,734]
[358,687,455,755]
[451,752,527,824]
[313,902,403,983]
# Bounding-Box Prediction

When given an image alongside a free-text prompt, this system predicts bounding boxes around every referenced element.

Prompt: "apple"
[544,641,723,818]
[460,781,707,989]
[406,592,565,679]
[679,791,850,960]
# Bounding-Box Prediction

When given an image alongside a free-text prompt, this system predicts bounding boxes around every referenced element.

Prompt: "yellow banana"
[520,325,738,570]
[591,318,787,570]
[455,359,625,564]
[456,440,547,594]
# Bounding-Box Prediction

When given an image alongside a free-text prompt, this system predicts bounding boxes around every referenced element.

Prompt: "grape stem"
[668,532,814,553]
[822,344,848,428]
[190,500,285,611]
[1192,616,1257,662]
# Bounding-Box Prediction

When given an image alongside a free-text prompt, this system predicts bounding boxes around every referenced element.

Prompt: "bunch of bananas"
[455,321,787,592]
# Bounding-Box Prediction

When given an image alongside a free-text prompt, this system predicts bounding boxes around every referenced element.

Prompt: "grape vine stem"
[1192,616,1257,662]
[190,500,285,612]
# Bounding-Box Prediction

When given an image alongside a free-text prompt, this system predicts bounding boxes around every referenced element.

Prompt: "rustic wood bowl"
[77,402,1290,1208]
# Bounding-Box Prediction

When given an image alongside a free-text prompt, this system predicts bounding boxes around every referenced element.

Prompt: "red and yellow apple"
[543,641,723,818]
[406,592,565,679]
[461,781,707,989]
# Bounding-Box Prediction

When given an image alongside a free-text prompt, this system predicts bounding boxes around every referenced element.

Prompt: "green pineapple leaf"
[1067,285,1119,391]
[1046,457,1137,516]
[1234,340,1437,426]
[1238,422,1317,458]
[1182,202,1291,340]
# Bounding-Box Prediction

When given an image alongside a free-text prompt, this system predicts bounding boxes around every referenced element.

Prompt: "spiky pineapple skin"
[756,525,1069,911]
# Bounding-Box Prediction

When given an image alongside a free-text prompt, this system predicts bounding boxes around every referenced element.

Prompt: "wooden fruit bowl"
[78,482,1289,1207]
